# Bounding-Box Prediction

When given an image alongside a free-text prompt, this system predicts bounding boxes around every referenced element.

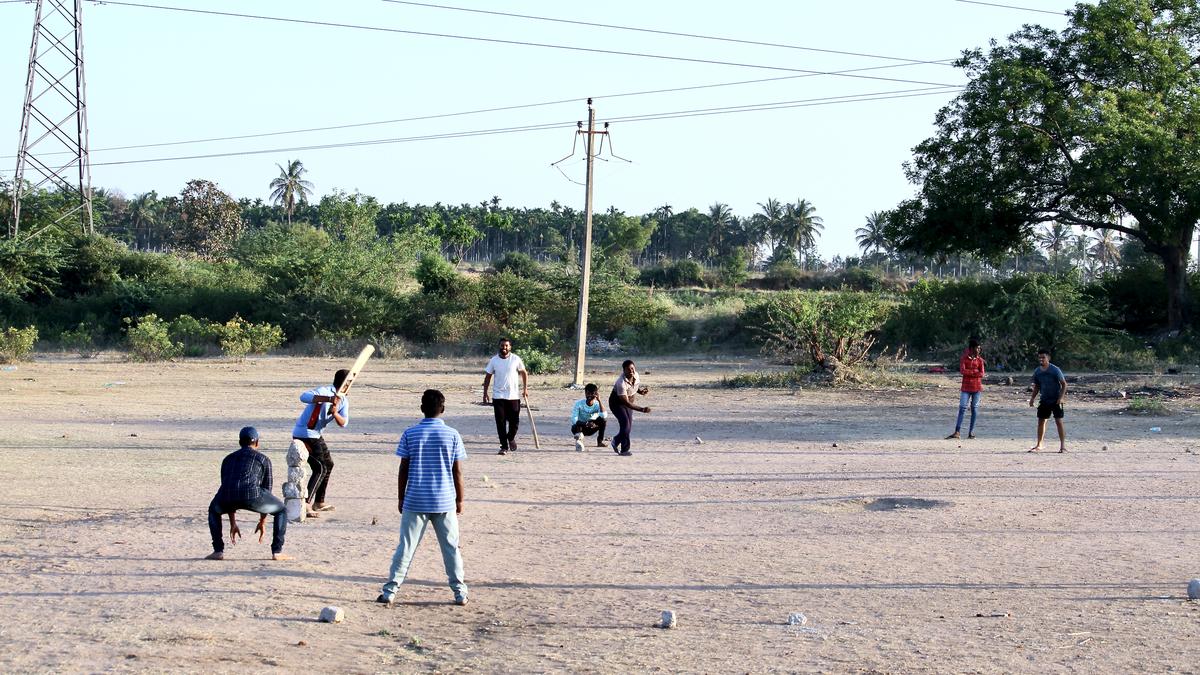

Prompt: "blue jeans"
[208,493,287,554]
[381,511,467,602]
[955,391,981,434]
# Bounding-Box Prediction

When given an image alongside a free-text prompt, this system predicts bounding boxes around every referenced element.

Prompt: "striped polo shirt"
[395,418,467,513]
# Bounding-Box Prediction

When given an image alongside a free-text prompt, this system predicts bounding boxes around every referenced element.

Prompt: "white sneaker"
[574,439,585,452]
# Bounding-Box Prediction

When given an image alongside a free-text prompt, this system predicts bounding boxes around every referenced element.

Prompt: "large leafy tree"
[269,159,314,226]
[175,179,243,256]
[888,0,1200,329]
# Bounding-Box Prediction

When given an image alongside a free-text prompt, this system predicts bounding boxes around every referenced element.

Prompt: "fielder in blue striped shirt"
[378,389,469,606]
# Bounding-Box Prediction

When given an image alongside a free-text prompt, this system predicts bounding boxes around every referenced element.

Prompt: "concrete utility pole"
[571,99,603,388]
[11,0,94,238]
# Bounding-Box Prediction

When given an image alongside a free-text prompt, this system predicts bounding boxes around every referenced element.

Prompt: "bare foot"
[204,551,225,560]
[945,432,960,440]
[1028,446,1042,453]
[1058,447,1067,453]
[305,510,321,518]
[271,553,293,561]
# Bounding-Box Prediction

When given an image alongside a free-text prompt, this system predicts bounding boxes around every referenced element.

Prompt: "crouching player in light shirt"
[570,383,609,452]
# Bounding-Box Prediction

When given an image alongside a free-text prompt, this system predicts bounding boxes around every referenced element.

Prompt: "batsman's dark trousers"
[492,398,521,450]
[297,436,334,504]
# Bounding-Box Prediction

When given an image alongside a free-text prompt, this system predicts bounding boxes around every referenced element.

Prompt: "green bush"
[518,348,562,374]
[639,259,706,288]
[169,314,222,356]
[415,254,462,295]
[60,322,99,358]
[217,316,285,358]
[742,291,893,369]
[492,252,541,279]
[0,325,38,362]
[717,249,750,287]
[125,314,182,361]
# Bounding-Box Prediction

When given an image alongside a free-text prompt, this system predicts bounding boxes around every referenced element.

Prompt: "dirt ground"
[2,354,1199,674]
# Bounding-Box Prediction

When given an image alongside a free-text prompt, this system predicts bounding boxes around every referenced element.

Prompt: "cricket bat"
[523,393,541,449]
[306,344,374,429]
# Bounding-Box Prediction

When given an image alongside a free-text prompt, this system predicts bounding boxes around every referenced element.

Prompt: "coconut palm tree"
[756,198,783,250]
[1090,228,1121,272]
[128,191,161,250]
[1038,222,1072,273]
[268,159,314,225]
[781,199,823,269]
[855,210,889,260]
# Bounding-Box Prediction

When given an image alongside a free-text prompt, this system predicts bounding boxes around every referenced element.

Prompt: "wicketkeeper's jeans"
[208,493,287,554]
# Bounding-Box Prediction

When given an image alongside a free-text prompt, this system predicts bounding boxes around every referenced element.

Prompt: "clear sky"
[0,0,1072,258]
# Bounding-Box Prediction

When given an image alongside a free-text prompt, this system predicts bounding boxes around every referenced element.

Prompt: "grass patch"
[1125,395,1171,416]
[721,368,807,388]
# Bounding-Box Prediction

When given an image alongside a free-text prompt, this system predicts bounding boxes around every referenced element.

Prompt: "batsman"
[292,368,351,513]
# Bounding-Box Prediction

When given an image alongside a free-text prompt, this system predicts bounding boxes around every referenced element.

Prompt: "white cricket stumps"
[284,439,310,522]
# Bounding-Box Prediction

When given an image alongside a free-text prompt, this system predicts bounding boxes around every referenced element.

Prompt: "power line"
[83,1,962,88]
[954,0,1068,16]
[382,0,959,68]
[86,87,962,168]
[0,59,961,160]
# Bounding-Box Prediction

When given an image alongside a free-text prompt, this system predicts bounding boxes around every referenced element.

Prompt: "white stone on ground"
[319,606,344,623]
[787,612,807,626]
[660,610,676,629]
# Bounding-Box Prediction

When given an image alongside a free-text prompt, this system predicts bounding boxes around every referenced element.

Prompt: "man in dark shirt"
[1028,349,1068,453]
[205,427,292,561]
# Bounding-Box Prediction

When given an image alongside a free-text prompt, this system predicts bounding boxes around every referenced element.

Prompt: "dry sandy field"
[1,354,1198,673]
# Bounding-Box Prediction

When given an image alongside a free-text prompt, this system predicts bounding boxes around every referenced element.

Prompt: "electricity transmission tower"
[10,0,94,238]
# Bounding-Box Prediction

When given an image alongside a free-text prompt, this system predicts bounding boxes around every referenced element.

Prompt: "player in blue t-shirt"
[377,389,468,607]
[570,383,609,452]
[292,368,350,514]
[1028,349,1067,453]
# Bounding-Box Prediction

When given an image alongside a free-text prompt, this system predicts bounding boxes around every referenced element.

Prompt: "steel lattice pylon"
[10,0,94,238]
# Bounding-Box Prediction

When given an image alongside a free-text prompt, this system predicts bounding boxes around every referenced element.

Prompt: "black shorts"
[1036,401,1064,420]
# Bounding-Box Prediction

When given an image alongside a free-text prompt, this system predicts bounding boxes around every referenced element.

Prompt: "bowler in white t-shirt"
[482,338,528,455]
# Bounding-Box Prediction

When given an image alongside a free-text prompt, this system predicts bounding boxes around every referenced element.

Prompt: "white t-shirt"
[486,353,526,399]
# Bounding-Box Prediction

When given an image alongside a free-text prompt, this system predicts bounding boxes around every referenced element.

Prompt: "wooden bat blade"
[307,344,374,429]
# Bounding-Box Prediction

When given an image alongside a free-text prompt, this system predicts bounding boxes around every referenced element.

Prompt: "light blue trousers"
[381,511,467,601]
[955,391,981,434]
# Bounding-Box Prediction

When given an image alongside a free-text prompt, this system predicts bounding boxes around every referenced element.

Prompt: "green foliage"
[717,249,750,287]
[891,0,1200,328]
[0,235,65,301]
[60,322,100,358]
[124,314,182,361]
[639,259,706,288]
[517,348,562,374]
[492,252,541,278]
[885,274,1103,369]
[742,291,893,368]
[217,316,285,358]
[1125,396,1169,416]
[722,368,808,388]
[174,179,244,256]
[0,325,38,362]
[415,254,463,296]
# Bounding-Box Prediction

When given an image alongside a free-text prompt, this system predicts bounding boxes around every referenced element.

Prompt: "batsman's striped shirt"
[395,418,466,513]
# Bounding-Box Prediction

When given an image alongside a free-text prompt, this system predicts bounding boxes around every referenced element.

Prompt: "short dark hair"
[621,359,635,370]
[1037,348,1051,357]
[498,337,512,346]
[421,389,445,416]
[968,338,980,349]
[584,383,598,395]
[332,368,350,389]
